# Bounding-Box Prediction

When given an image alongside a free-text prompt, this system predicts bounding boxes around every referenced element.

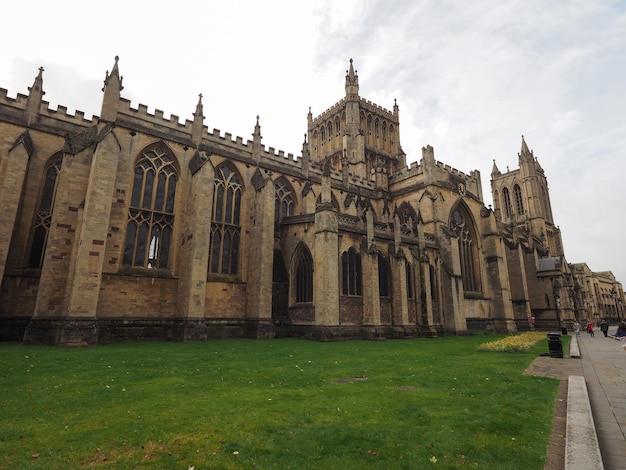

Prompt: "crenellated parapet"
[310,99,346,127]
[359,98,396,120]
[0,88,99,126]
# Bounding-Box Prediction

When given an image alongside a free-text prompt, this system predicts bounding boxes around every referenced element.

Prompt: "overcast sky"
[2,0,625,286]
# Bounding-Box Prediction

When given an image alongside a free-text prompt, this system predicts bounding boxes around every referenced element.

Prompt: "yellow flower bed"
[477,331,547,353]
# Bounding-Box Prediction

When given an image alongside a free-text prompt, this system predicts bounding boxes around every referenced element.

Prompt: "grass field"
[0,335,560,469]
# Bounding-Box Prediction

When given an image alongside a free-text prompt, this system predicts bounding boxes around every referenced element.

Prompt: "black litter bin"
[561,327,568,336]
[547,332,563,358]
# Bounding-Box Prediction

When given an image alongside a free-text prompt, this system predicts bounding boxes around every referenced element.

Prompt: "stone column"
[0,132,32,285]
[177,153,214,341]
[313,174,339,328]
[62,128,121,345]
[245,171,275,338]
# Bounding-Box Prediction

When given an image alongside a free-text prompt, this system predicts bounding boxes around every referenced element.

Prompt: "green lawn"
[0,335,559,469]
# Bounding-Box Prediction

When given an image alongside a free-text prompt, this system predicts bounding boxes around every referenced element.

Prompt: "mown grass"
[0,335,559,469]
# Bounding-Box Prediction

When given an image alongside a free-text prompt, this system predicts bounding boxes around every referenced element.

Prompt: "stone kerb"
[569,335,580,358]
[566,375,604,470]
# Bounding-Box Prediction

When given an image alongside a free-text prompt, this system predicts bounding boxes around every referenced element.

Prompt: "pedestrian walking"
[587,322,595,337]
[573,321,580,336]
[600,320,609,337]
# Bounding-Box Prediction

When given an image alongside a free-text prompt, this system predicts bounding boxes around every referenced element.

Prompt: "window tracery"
[28,154,62,269]
[208,164,242,275]
[342,247,362,296]
[450,205,481,294]
[123,144,177,269]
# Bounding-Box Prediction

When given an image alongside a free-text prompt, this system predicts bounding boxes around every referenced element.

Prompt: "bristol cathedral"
[0,57,623,345]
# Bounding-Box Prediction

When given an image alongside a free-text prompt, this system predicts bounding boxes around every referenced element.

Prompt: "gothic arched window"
[341,247,362,296]
[450,205,482,294]
[378,254,391,298]
[28,154,63,268]
[124,144,177,269]
[406,262,414,299]
[294,245,313,303]
[502,187,513,219]
[514,184,525,215]
[209,164,242,275]
[274,177,295,227]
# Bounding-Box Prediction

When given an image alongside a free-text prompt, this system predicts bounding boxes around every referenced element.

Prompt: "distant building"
[0,58,622,345]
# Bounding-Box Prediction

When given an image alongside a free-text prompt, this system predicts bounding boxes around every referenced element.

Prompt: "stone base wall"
[0,316,31,341]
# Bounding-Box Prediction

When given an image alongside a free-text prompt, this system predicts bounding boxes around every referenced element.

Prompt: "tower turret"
[25,67,45,126]
[345,58,359,100]
[100,56,123,122]
[192,93,204,146]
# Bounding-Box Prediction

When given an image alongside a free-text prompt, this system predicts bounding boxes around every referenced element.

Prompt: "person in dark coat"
[600,320,609,337]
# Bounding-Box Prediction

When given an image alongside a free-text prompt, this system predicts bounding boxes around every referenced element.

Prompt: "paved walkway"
[577,330,626,470]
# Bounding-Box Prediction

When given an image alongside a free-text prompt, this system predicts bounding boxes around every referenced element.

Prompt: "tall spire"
[345,58,359,100]
[25,66,45,126]
[191,93,204,146]
[520,135,532,156]
[252,115,262,163]
[491,159,501,177]
[100,56,124,122]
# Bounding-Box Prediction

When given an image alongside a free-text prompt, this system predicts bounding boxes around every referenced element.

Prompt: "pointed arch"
[341,246,362,296]
[293,243,313,303]
[502,186,513,219]
[449,202,482,294]
[123,142,178,269]
[513,184,524,215]
[274,176,296,226]
[315,192,340,212]
[208,162,243,275]
[378,253,391,297]
[396,201,418,232]
[382,121,388,151]
[406,261,414,299]
[28,152,63,268]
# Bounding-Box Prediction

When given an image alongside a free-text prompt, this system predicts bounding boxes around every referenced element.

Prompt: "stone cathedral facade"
[0,58,622,345]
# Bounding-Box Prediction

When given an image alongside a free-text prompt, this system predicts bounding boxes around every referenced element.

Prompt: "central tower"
[307,60,406,186]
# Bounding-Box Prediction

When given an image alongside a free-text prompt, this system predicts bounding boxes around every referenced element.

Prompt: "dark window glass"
[378,255,391,297]
[123,144,177,269]
[28,156,62,269]
[208,164,242,275]
[450,206,481,294]
[341,247,362,296]
[406,263,414,299]
[295,246,313,303]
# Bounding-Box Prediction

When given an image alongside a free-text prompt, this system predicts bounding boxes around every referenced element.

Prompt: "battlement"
[359,98,395,119]
[390,160,424,183]
[120,98,190,131]
[435,160,470,179]
[0,88,98,125]
[311,99,346,125]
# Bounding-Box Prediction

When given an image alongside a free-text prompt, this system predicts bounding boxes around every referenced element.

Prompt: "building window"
[295,245,313,303]
[342,247,362,296]
[274,177,295,227]
[208,164,242,275]
[406,262,414,299]
[378,254,391,297]
[450,205,482,294]
[123,144,177,269]
[502,187,513,219]
[514,184,525,215]
[28,154,62,268]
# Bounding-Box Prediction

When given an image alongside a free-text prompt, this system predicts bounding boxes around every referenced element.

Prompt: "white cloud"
[1,0,625,283]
